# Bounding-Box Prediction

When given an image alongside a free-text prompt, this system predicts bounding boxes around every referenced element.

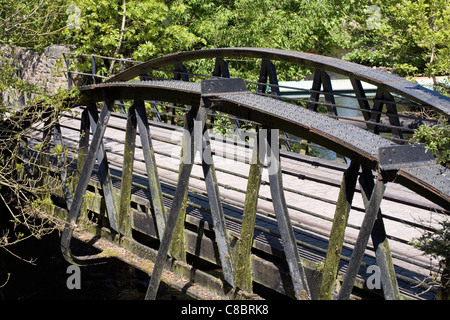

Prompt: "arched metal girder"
[105,47,450,117]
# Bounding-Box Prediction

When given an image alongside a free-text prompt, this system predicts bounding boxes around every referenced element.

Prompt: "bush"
[413,117,450,168]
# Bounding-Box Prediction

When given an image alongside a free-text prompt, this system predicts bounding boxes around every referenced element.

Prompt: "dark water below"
[0,205,187,300]
[0,231,146,300]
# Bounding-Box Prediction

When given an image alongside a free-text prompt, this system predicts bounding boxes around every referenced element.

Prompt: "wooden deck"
[31,106,447,299]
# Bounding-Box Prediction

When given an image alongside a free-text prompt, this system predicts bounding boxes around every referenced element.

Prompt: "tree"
[0,54,79,267]
[341,0,450,77]
[0,0,67,50]
[61,0,352,79]
[411,219,450,300]
[64,0,203,61]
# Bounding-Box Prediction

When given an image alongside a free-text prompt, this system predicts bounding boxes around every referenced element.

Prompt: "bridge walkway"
[29,105,445,300]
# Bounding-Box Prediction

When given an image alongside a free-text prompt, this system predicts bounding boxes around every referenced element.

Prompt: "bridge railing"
[63,52,141,90]
[63,49,449,158]
[116,54,448,162]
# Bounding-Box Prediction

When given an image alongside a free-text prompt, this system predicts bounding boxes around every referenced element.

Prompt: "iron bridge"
[32,48,450,300]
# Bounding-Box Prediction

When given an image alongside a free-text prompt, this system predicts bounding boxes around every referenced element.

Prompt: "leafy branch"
[0,54,78,263]
[412,117,450,168]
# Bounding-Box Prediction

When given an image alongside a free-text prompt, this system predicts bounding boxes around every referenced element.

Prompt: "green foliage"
[64,0,203,61]
[412,118,450,168]
[2,0,449,80]
[58,0,350,80]
[341,0,450,77]
[183,0,343,53]
[411,220,450,261]
[0,0,67,49]
[0,49,79,254]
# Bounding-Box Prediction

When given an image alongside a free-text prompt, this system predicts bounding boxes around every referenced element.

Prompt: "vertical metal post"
[320,71,338,116]
[212,57,243,140]
[305,69,343,162]
[368,88,384,134]
[306,69,323,112]
[152,103,162,122]
[70,108,90,213]
[64,53,73,90]
[173,62,189,82]
[52,121,73,211]
[320,70,347,163]
[118,104,137,236]
[169,106,196,261]
[213,58,230,78]
[306,69,337,115]
[350,78,371,124]
[302,69,324,156]
[367,88,403,143]
[384,92,404,143]
[77,109,90,173]
[265,128,310,300]
[135,100,167,238]
[235,127,263,292]
[258,60,290,151]
[337,173,386,300]
[91,55,96,84]
[258,59,280,96]
[319,160,360,299]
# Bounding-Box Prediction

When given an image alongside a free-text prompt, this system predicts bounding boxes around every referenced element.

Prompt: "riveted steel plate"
[400,166,450,209]
[216,92,393,159]
[201,78,248,96]
[79,80,202,105]
[378,144,435,171]
[80,80,201,94]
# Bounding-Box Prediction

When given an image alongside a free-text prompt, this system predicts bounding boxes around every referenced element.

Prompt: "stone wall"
[0,44,74,105]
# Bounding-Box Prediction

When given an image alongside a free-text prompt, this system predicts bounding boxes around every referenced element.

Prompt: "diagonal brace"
[337,174,386,300]
[87,103,119,233]
[61,96,114,265]
[265,128,310,300]
[145,103,203,300]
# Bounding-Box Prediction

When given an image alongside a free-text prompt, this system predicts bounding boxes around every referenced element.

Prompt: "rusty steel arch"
[59,48,450,300]
[106,47,450,117]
